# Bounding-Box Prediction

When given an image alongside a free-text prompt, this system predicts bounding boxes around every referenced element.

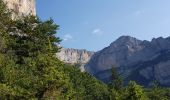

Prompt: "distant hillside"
[85,36,170,86]
[56,48,94,71]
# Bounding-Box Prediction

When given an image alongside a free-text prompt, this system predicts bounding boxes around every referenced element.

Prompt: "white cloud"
[92,28,103,36]
[63,34,73,41]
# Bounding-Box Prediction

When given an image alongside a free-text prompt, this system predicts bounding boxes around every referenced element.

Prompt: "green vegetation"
[63,65,110,100]
[0,0,69,99]
[0,0,170,99]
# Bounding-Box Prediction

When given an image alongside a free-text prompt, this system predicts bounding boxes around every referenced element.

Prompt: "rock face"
[3,0,36,17]
[85,36,170,86]
[56,48,94,71]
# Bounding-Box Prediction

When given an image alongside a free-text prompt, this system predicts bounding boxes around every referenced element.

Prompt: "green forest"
[0,0,170,99]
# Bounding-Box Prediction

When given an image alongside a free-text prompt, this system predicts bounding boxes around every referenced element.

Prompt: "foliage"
[0,0,170,99]
[123,81,148,100]
[63,65,110,100]
[146,85,170,100]
[0,0,70,99]
[109,67,123,91]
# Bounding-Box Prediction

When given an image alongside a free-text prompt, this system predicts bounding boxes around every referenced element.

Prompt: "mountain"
[85,36,170,86]
[3,0,36,17]
[56,48,94,71]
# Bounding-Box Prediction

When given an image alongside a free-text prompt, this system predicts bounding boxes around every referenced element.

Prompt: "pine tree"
[0,0,71,99]
[109,67,123,91]
[124,81,148,100]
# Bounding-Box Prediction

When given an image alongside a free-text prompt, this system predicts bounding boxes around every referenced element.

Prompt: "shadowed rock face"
[3,0,36,17]
[56,48,94,71]
[85,36,170,86]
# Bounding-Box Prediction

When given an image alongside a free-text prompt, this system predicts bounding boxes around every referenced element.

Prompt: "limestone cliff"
[85,36,170,86]
[56,48,94,71]
[3,0,36,17]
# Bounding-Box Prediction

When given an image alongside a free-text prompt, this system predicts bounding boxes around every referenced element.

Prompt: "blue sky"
[37,0,170,51]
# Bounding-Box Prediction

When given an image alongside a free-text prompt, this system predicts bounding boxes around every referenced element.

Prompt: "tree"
[109,67,123,91]
[0,1,71,99]
[146,84,170,100]
[124,81,148,100]
[63,64,110,100]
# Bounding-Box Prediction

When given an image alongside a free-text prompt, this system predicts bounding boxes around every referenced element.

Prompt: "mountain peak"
[110,35,142,47]
[85,35,170,86]
[116,35,139,42]
[118,35,135,40]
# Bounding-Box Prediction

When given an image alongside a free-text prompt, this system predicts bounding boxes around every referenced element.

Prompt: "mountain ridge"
[56,48,94,71]
[85,35,170,86]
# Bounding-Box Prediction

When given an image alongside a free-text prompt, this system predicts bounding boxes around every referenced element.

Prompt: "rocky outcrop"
[85,36,170,86]
[56,48,94,71]
[138,60,170,86]
[3,0,36,17]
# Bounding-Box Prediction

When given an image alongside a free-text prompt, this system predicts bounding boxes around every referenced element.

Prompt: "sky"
[37,0,170,51]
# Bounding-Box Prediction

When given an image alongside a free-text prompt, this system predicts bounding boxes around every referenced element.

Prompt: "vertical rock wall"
[56,48,94,71]
[3,0,36,17]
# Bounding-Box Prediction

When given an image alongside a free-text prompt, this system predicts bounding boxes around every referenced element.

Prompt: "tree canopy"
[0,0,170,99]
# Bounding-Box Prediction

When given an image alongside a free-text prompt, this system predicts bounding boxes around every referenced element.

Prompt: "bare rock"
[85,36,170,86]
[3,0,36,17]
[56,48,94,71]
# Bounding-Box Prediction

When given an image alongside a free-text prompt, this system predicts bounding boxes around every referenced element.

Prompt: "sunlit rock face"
[85,36,146,76]
[85,36,170,86]
[3,0,36,17]
[56,48,94,71]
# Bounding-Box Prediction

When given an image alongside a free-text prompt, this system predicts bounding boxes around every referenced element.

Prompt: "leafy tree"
[1,0,170,99]
[124,81,148,100]
[0,0,71,99]
[146,84,170,100]
[63,64,110,100]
